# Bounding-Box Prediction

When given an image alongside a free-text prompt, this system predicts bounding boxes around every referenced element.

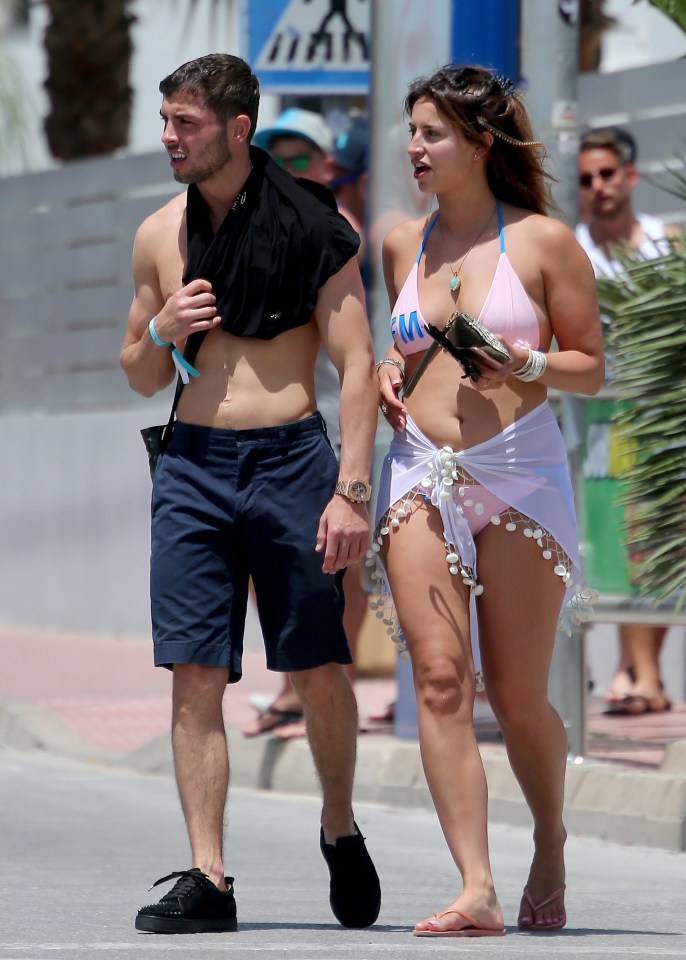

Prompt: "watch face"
[350,480,368,502]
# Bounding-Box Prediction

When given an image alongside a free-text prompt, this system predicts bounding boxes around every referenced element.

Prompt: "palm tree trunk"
[579,0,618,73]
[43,0,135,160]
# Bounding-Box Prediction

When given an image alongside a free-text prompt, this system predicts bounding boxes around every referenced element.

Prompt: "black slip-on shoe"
[135,868,237,934]
[320,822,381,928]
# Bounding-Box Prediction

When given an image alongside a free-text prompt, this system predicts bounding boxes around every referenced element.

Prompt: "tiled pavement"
[3,624,684,766]
[2,625,395,755]
[586,695,686,768]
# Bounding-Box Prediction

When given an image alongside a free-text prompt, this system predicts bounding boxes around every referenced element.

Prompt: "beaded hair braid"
[476,115,544,148]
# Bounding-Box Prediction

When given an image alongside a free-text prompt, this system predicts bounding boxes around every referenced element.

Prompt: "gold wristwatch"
[334,479,372,503]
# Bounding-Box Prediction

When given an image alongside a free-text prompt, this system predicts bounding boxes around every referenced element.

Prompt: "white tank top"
[575,214,669,278]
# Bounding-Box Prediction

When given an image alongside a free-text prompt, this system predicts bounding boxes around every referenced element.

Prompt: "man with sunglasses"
[254,106,333,182]
[575,126,679,718]
[576,126,677,274]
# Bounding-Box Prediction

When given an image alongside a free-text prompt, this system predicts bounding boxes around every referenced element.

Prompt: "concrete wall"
[0,151,177,639]
[1,407,161,638]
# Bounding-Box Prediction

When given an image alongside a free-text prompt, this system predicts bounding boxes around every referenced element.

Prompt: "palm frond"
[641,0,686,34]
[596,238,686,607]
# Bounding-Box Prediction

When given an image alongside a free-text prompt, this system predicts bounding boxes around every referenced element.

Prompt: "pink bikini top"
[390,202,540,357]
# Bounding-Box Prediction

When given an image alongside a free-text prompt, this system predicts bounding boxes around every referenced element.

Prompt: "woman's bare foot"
[273,717,308,740]
[604,667,635,703]
[414,893,503,936]
[517,831,566,930]
[518,884,566,931]
[241,699,303,737]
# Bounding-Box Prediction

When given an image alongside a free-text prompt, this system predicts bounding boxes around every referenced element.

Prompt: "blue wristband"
[172,347,200,380]
[148,316,172,348]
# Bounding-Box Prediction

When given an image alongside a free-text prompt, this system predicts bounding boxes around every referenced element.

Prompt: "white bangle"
[513,348,547,382]
[375,358,405,380]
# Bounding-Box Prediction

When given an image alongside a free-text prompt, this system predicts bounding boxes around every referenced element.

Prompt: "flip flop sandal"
[242,706,304,737]
[604,695,672,716]
[517,883,566,931]
[413,908,506,938]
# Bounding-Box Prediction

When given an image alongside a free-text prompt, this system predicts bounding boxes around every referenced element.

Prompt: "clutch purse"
[426,310,510,383]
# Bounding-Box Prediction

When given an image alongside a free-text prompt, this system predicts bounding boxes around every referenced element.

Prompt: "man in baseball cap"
[330,119,369,258]
[253,107,334,182]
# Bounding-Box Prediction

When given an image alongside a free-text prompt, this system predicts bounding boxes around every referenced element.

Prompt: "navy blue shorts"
[150,413,351,682]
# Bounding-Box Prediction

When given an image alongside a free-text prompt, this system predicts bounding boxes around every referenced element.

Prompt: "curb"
[2,701,685,853]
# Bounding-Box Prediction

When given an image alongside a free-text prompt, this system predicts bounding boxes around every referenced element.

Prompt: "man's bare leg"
[246,566,367,741]
[135,662,237,934]
[289,662,357,840]
[172,663,230,889]
[291,661,381,928]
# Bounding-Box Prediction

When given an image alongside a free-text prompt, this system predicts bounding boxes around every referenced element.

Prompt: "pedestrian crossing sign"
[241,0,371,92]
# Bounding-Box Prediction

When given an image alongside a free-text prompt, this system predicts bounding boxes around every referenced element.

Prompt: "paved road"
[1,748,684,959]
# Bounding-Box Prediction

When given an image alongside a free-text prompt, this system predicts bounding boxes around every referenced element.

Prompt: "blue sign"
[451,0,519,81]
[241,0,371,93]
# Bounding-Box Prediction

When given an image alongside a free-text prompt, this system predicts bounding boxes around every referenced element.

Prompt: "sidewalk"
[2,624,686,851]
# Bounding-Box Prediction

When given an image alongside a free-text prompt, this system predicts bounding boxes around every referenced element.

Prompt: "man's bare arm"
[315,257,378,573]
[119,210,220,397]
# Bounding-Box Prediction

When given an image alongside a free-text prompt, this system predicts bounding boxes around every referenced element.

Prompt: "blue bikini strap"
[417,213,439,263]
[497,200,505,254]
[420,206,503,259]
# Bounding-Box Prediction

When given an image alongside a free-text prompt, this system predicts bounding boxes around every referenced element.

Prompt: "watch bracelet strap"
[335,479,371,499]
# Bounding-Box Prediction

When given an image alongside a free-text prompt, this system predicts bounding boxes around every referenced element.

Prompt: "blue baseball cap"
[253,108,334,154]
[332,123,368,174]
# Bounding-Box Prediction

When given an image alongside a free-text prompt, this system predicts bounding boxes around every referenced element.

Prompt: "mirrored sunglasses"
[272,154,313,173]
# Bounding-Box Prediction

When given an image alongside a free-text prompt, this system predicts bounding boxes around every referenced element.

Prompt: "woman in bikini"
[371,65,604,937]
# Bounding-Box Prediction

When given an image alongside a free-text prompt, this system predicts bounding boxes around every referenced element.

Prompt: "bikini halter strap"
[417,202,504,262]
[417,213,439,263]
[497,199,505,254]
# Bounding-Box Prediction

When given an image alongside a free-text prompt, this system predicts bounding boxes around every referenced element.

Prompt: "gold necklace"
[437,206,497,294]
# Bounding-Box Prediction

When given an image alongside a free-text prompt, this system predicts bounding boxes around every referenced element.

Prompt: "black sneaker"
[320,823,381,928]
[135,869,237,934]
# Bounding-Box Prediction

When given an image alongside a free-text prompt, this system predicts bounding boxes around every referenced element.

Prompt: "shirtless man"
[120,53,380,935]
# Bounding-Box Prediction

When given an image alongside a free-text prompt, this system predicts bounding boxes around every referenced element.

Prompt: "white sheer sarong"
[367,402,595,686]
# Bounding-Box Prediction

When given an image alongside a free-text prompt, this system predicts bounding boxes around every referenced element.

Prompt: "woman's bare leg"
[619,623,669,708]
[383,503,502,933]
[476,522,567,928]
[606,633,636,701]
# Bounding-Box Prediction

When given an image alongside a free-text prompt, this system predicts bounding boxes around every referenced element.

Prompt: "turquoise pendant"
[450,274,460,292]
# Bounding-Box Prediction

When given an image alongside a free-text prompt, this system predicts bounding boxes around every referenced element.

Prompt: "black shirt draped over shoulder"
[182,145,360,341]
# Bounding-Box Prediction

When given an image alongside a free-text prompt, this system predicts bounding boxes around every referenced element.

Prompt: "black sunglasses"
[579,167,620,189]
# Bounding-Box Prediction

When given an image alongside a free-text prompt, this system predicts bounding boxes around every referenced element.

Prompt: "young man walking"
[120,53,380,934]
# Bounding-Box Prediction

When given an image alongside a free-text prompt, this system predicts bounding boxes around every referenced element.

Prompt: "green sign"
[581,398,634,596]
